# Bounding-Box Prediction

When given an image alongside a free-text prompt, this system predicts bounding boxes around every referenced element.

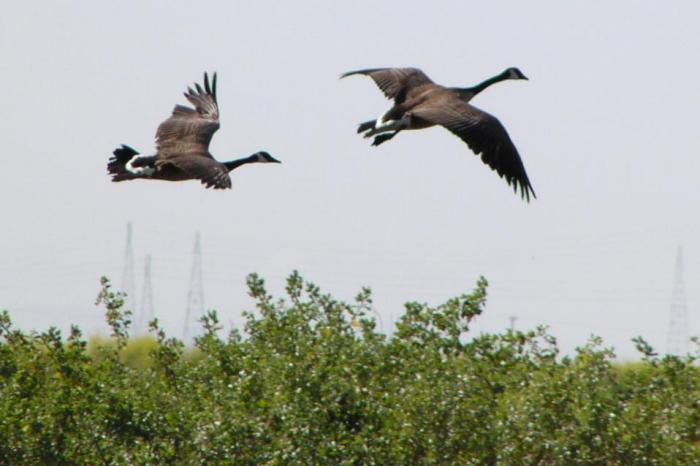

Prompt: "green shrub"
[1,273,700,465]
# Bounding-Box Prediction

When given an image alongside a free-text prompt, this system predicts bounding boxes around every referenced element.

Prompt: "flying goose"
[341,67,535,201]
[108,72,280,190]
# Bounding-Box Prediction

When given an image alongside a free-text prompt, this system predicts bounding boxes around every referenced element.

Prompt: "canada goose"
[341,67,535,201]
[108,72,280,190]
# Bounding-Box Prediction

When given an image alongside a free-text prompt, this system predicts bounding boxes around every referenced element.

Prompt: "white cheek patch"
[126,155,156,176]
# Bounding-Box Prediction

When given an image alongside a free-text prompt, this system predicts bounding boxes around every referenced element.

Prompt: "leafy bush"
[1,273,700,465]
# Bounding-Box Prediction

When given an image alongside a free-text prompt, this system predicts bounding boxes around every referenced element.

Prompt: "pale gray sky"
[1,1,699,358]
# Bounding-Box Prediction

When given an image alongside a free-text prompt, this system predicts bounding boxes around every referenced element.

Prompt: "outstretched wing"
[155,72,220,160]
[412,98,536,201]
[341,67,434,103]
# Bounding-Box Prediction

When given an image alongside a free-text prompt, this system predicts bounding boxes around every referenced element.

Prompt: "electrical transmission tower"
[666,245,689,355]
[509,315,518,331]
[183,232,205,342]
[121,222,137,314]
[137,254,154,334]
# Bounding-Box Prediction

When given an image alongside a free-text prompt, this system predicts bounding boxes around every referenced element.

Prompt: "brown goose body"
[107,73,280,190]
[341,67,535,201]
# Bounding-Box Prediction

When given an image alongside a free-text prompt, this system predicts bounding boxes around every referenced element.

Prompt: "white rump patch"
[126,155,156,176]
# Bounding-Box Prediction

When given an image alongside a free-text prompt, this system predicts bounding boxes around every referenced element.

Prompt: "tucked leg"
[363,120,405,137]
[357,119,377,134]
[363,113,412,138]
[372,131,400,146]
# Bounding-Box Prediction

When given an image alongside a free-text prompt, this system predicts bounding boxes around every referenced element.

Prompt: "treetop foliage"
[1,272,699,465]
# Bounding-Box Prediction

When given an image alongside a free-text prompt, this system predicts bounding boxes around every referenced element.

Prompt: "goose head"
[254,151,282,163]
[504,67,528,80]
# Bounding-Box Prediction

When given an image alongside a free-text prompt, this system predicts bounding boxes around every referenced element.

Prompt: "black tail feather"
[108,144,140,181]
[111,144,138,162]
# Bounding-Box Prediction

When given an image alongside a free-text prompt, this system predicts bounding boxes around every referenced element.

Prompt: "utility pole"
[183,232,205,342]
[666,245,689,355]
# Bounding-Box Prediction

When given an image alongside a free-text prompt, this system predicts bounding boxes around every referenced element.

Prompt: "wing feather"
[155,72,221,160]
[341,67,434,102]
[412,98,536,201]
[157,156,232,190]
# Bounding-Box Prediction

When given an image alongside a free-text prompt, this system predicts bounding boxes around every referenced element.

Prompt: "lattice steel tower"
[183,232,205,342]
[509,315,518,331]
[137,254,154,334]
[121,222,137,314]
[666,245,689,355]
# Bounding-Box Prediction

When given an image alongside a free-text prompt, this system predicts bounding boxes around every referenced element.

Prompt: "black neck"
[223,154,258,172]
[459,70,510,97]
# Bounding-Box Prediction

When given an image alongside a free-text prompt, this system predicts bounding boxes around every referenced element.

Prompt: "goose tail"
[108,145,155,182]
